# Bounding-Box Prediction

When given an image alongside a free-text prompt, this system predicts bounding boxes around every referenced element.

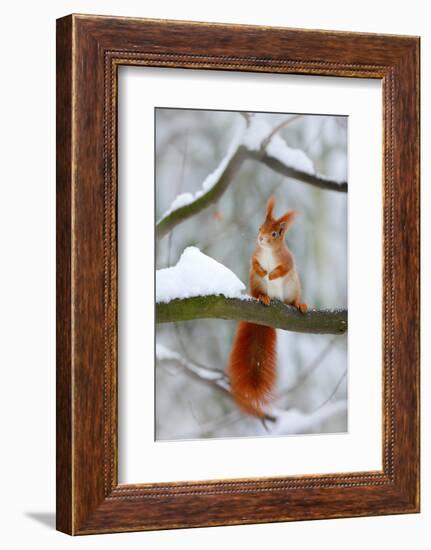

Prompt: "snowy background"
[155,108,348,440]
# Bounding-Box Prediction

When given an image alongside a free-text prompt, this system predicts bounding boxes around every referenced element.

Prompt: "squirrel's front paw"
[258,294,271,306]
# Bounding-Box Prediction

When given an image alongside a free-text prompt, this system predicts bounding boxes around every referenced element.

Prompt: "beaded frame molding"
[56,14,420,535]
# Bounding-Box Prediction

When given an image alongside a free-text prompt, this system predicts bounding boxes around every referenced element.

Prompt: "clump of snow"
[156,246,246,303]
[266,136,314,175]
[200,131,240,191]
[160,191,203,221]
[241,116,271,150]
[242,115,315,175]
[156,343,183,362]
[163,192,195,214]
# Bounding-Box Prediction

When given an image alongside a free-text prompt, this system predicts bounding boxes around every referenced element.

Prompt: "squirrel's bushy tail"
[228,322,277,417]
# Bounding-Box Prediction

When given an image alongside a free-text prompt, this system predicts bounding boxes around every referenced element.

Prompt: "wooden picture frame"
[56,14,420,535]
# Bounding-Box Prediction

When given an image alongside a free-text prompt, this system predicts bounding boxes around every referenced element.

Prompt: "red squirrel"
[228,196,307,417]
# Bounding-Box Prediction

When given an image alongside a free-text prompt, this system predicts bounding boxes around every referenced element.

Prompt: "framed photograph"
[56,14,420,535]
[153,106,348,442]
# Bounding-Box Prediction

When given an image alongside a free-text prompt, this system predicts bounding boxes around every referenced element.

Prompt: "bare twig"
[199,176,285,253]
[276,336,338,403]
[312,368,347,413]
[166,129,190,263]
[174,322,225,375]
[261,114,303,150]
[239,112,252,127]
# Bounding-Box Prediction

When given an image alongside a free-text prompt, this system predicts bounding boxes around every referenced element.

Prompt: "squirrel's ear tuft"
[265,196,276,219]
[278,210,298,231]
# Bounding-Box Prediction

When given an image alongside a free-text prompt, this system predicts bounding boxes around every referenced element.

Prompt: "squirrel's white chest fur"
[257,247,297,303]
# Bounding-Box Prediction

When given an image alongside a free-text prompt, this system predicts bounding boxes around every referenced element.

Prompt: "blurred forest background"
[155,108,348,440]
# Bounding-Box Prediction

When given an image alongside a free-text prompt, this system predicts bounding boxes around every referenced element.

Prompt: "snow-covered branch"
[268,400,347,435]
[156,115,347,240]
[156,343,230,396]
[156,344,276,423]
[244,115,347,192]
[156,146,248,240]
[156,247,347,335]
[247,149,348,192]
[156,343,347,432]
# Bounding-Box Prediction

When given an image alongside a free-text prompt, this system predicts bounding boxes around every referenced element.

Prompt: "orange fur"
[228,322,277,417]
[228,196,307,417]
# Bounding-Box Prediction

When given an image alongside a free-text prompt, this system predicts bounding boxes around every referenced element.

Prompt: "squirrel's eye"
[271,231,277,238]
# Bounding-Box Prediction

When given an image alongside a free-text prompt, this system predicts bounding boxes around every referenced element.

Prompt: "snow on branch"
[156,247,347,335]
[268,400,347,435]
[248,150,348,192]
[156,342,347,434]
[242,115,315,174]
[244,116,347,192]
[156,115,347,240]
[156,247,246,303]
[156,344,277,423]
[156,133,248,239]
[156,343,231,395]
[156,343,346,431]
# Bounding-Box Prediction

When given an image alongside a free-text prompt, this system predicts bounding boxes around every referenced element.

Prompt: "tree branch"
[247,149,348,193]
[156,141,347,240]
[157,346,347,435]
[158,352,231,397]
[260,114,303,149]
[156,295,347,335]
[155,146,248,240]
[276,336,337,405]
[156,347,276,422]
